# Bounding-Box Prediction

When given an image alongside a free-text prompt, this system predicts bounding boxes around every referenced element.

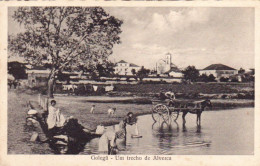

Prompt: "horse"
[182,99,212,126]
[168,99,212,126]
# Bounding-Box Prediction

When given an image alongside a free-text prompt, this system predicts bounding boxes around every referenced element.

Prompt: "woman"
[115,112,137,140]
[47,100,66,136]
[98,130,118,154]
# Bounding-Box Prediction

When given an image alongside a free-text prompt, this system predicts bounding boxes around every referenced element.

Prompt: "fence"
[38,94,49,111]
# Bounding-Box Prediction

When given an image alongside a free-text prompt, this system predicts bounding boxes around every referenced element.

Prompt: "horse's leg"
[196,113,199,126]
[182,111,187,125]
[199,112,202,126]
[197,112,202,126]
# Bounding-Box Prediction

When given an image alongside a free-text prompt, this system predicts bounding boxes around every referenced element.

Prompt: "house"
[200,64,238,80]
[26,66,50,87]
[114,60,141,76]
[156,53,183,77]
[165,66,183,78]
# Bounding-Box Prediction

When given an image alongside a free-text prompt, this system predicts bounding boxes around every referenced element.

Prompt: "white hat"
[27,109,38,115]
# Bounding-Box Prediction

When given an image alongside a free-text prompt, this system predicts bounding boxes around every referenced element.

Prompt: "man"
[26,109,48,142]
[165,89,176,100]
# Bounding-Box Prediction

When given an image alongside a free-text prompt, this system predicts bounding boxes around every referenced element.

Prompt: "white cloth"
[95,125,105,135]
[47,106,66,129]
[98,130,116,152]
[93,85,98,92]
[27,109,38,115]
[62,85,78,92]
[105,86,114,92]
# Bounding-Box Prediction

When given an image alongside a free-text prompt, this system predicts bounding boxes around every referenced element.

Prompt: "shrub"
[231,78,239,82]
[220,77,229,82]
[74,84,87,95]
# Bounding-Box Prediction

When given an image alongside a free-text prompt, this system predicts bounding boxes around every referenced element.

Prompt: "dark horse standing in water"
[169,99,212,126]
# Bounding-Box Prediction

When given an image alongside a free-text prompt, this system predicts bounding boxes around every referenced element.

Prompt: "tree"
[220,77,229,82]
[131,69,136,75]
[9,7,122,97]
[208,74,216,82]
[8,61,27,79]
[198,73,208,82]
[182,66,200,83]
[238,68,245,74]
[136,66,150,82]
[96,61,115,77]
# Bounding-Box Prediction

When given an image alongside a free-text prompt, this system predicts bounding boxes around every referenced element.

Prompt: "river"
[82,108,254,155]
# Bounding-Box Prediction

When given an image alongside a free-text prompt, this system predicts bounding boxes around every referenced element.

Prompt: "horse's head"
[203,99,212,109]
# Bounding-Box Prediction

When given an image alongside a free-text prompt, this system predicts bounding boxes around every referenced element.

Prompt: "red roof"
[129,63,139,67]
[118,60,128,63]
[203,64,236,70]
[117,60,140,67]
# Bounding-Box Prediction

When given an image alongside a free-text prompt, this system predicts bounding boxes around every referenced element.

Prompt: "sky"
[8,7,255,70]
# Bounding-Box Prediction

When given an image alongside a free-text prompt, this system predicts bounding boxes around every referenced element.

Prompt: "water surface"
[82,108,254,155]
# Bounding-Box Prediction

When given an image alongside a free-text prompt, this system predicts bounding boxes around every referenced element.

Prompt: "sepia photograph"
[6,5,255,157]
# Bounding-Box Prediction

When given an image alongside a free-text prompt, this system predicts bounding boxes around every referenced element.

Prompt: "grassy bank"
[8,90,53,154]
[113,82,254,96]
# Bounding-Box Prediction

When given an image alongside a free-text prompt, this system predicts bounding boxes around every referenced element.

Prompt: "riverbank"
[8,89,254,154]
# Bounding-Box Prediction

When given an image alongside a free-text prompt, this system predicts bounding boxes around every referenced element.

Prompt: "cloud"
[105,8,254,70]
[147,8,210,34]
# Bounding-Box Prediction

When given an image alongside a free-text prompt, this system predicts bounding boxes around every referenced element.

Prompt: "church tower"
[166,53,172,65]
[165,53,172,72]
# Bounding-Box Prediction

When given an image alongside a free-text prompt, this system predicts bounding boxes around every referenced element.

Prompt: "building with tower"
[156,53,183,78]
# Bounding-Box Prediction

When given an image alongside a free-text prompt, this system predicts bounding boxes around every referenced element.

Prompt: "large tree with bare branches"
[9,7,122,97]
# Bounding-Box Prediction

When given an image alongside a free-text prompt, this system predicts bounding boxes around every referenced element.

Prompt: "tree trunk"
[47,70,56,98]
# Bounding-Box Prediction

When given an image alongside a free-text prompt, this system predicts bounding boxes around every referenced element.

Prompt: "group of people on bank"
[27,99,138,155]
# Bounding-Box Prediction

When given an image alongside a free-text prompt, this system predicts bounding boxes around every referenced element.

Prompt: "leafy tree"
[198,73,216,82]
[182,66,199,83]
[136,66,150,81]
[131,69,136,75]
[8,61,27,79]
[198,73,208,82]
[9,7,122,97]
[91,72,99,81]
[250,69,255,75]
[96,61,115,77]
[238,68,245,74]
[57,71,70,84]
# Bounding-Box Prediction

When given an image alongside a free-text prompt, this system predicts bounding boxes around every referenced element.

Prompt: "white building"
[200,64,238,80]
[165,67,183,78]
[114,60,141,76]
[156,53,183,77]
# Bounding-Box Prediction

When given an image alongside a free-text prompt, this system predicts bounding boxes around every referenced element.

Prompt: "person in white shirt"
[47,100,66,136]
[90,105,95,114]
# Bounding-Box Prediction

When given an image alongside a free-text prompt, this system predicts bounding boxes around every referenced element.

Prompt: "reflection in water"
[196,125,201,133]
[83,108,253,155]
